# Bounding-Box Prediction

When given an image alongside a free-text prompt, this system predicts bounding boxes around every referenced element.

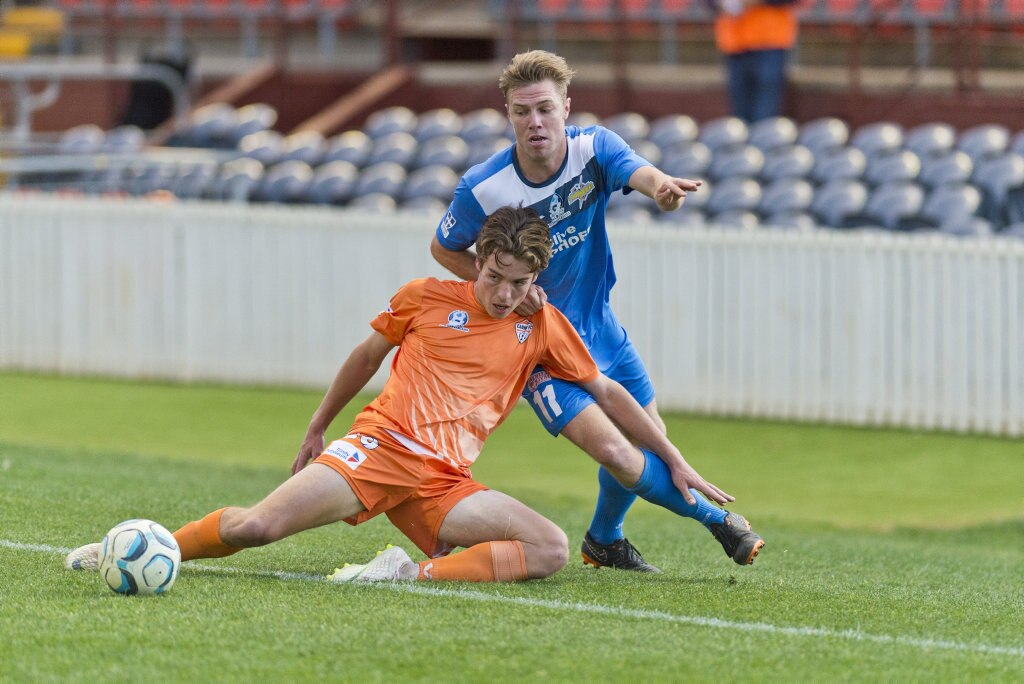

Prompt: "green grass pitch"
[1,371,1022,681]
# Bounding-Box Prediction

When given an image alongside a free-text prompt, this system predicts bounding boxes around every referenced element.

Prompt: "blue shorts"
[521,336,655,437]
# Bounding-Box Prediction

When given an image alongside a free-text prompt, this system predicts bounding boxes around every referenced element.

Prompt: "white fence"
[2,194,1022,436]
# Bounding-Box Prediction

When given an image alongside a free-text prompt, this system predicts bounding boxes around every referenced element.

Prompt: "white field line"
[5,539,1023,659]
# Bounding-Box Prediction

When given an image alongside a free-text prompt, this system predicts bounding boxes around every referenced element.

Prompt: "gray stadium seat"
[630,139,663,167]
[810,146,866,185]
[59,124,106,154]
[918,182,982,227]
[414,108,464,143]
[354,161,407,198]
[279,130,326,166]
[173,164,218,199]
[103,125,145,153]
[864,149,921,186]
[466,136,510,168]
[940,216,993,238]
[364,106,418,139]
[367,132,419,168]
[972,153,1024,227]
[903,122,956,160]
[957,124,1010,162]
[306,160,359,205]
[210,158,264,202]
[1001,222,1024,239]
[348,192,398,213]
[706,177,762,215]
[747,116,798,153]
[400,196,450,215]
[402,164,460,202]
[918,150,973,188]
[648,114,698,149]
[602,112,650,145]
[414,135,470,171]
[188,103,238,148]
[1011,130,1024,157]
[232,103,277,143]
[810,179,869,228]
[760,144,814,181]
[861,181,926,230]
[797,117,849,155]
[759,178,814,216]
[567,112,600,129]
[606,204,655,225]
[710,209,759,230]
[661,141,712,178]
[460,108,507,143]
[255,160,314,203]
[126,162,176,195]
[850,122,903,159]
[708,144,764,181]
[698,116,748,151]
[238,130,284,167]
[324,130,373,168]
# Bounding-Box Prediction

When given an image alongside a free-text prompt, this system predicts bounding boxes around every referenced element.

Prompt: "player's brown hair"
[476,205,552,274]
[498,50,575,103]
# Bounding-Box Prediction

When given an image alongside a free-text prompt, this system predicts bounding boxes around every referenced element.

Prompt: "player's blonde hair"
[498,50,575,103]
[476,205,552,274]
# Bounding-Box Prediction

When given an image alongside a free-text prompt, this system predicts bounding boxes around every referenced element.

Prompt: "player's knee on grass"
[524,521,569,578]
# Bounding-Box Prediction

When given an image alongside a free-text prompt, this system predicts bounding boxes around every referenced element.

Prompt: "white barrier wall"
[2,194,1022,435]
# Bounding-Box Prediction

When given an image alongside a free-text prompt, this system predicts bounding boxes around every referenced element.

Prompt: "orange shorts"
[313,426,488,558]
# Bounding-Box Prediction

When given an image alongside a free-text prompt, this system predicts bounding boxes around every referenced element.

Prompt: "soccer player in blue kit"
[430,50,764,571]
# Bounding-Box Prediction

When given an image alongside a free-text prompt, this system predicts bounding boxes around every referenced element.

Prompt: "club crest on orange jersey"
[515,321,533,343]
[441,309,470,332]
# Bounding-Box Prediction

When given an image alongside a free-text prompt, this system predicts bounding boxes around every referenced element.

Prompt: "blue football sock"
[586,466,637,545]
[628,450,727,528]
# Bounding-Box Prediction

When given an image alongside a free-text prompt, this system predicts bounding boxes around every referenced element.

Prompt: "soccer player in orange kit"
[66,205,735,583]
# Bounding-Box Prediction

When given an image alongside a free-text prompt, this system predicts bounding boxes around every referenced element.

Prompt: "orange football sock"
[416,541,527,582]
[173,508,242,562]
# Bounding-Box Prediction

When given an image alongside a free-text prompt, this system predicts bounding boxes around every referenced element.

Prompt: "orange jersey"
[353,278,599,470]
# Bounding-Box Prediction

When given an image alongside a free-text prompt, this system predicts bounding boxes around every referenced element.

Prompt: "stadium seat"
[187,102,238,148]
[747,116,799,153]
[606,204,655,225]
[238,130,284,167]
[760,144,814,181]
[661,141,712,178]
[810,179,869,228]
[59,123,106,154]
[173,164,218,200]
[460,108,507,143]
[347,192,398,213]
[1001,222,1024,239]
[354,161,407,198]
[466,136,510,168]
[305,160,359,205]
[402,164,460,202]
[366,132,419,168]
[630,139,663,167]
[918,150,973,188]
[1011,130,1024,157]
[708,144,764,181]
[758,178,814,216]
[698,116,748,151]
[860,181,925,230]
[601,112,651,145]
[810,145,867,185]
[102,125,146,153]
[957,124,1010,162]
[324,130,373,168]
[850,122,903,159]
[255,160,314,203]
[916,182,983,228]
[231,103,278,145]
[278,130,326,166]
[903,122,956,159]
[864,149,921,186]
[413,135,470,171]
[647,114,698,149]
[126,162,177,196]
[400,196,450,216]
[972,152,1024,227]
[364,106,418,139]
[706,177,762,215]
[567,112,601,129]
[796,117,849,156]
[940,216,994,238]
[209,158,264,202]
[709,209,759,230]
[414,108,463,143]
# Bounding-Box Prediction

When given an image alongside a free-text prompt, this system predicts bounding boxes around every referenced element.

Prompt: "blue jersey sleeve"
[435,176,488,252]
[592,126,652,195]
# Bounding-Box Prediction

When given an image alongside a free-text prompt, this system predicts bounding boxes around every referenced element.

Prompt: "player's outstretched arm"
[627,166,703,212]
[580,374,734,505]
[292,332,395,474]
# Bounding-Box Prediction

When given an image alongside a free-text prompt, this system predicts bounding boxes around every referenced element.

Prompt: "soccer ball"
[99,519,181,596]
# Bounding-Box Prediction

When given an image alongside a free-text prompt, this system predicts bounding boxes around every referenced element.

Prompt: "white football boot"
[65,542,101,571]
[327,545,418,583]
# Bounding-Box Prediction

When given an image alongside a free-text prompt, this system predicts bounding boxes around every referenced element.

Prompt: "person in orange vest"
[711,0,799,122]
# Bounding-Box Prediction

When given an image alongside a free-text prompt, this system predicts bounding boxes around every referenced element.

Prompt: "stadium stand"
[305,159,359,205]
[707,144,764,181]
[918,150,973,189]
[810,145,867,185]
[747,116,799,153]
[760,144,814,181]
[796,118,849,156]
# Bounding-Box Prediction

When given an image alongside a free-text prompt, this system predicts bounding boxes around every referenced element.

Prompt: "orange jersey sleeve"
[370,278,427,346]
[537,304,601,386]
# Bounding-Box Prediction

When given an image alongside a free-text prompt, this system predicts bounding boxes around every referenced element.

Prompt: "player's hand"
[655,177,702,212]
[668,458,734,506]
[514,283,548,316]
[292,430,326,475]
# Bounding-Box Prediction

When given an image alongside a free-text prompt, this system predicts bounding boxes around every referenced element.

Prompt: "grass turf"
[1,372,1022,681]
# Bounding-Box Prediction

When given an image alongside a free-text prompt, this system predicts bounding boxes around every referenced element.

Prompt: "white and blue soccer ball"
[99,519,181,596]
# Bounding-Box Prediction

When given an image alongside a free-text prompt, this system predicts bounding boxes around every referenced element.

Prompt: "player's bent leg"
[432,489,569,580]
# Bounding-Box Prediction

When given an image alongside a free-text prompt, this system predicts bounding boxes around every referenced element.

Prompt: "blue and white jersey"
[435,125,651,368]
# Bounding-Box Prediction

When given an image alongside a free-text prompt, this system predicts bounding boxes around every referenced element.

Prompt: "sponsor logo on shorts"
[526,368,552,393]
[440,309,470,332]
[440,211,456,238]
[325,440,367,470]
[515,321,533,344]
